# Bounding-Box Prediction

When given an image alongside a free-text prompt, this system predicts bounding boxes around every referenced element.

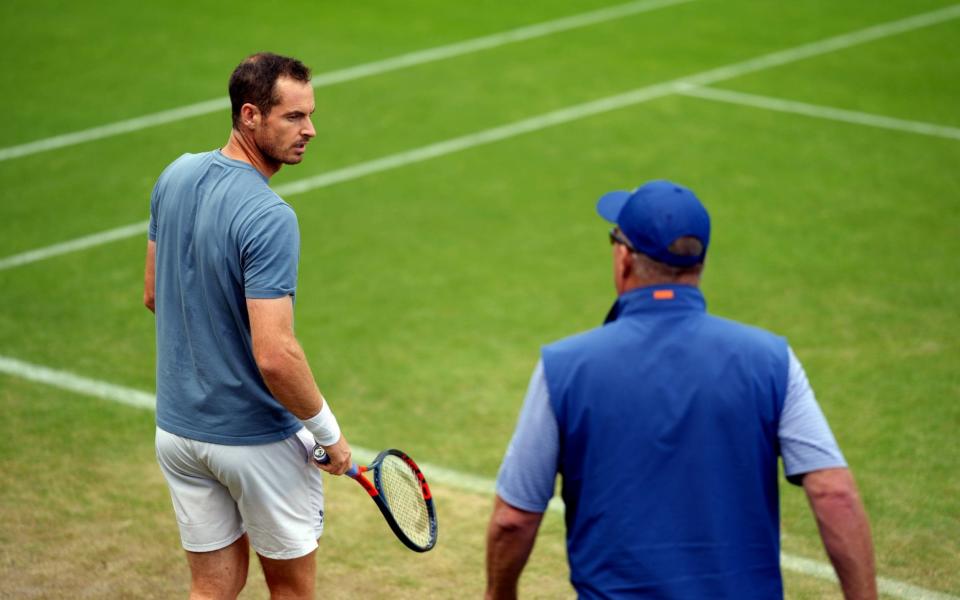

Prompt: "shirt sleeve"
[780,346,847,485]
[495,359,559,513]
[148,178,160,242]
[240,204,300,299]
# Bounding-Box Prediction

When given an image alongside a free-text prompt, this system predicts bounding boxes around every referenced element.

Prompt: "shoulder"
[241,192,295,225]
[700,313,787,352]
[224,163,289,215]
[236,195,298,250]
[158,151,207,179]
[542,323,609,358]
[154,152,218,196]
[540,323,625,385]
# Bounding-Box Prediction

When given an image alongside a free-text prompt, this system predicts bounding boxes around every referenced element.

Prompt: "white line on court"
[676,84,960,140]
[0,353,955,600]
[3,3,959,272]
[0,355,155,410]
[0,0,694,163]
[678,3,960,89]
[779,555,960,600]
[0,220,150,271]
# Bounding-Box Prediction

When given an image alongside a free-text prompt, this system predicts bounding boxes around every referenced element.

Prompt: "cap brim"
[596,190,631,223]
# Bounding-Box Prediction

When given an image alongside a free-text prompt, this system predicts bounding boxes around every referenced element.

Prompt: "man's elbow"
[490,498,543,535]
[804,468,864,517]
[253,343,299,381]
[812,487,862,519]
[254,351,284,381]
[143,293,155,313]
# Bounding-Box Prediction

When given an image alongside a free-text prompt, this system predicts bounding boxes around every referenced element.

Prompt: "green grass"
[1,0,959,597]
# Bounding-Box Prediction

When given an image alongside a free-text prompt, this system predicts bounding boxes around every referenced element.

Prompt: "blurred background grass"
[1,0,957,596]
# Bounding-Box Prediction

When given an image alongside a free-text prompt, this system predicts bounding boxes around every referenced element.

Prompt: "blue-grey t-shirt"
[149,150,302,445]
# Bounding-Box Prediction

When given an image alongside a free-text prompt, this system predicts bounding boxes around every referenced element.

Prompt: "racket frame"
[313,446,438,552]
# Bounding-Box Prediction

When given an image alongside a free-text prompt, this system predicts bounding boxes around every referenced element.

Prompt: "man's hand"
[315,435,352,476]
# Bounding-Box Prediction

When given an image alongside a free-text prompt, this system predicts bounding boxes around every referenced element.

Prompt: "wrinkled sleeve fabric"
[240,203,300,299]
[495,359,559,513]
[779,347,847,485]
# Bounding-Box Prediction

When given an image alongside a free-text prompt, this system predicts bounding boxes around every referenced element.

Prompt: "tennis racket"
[313,445,438,553]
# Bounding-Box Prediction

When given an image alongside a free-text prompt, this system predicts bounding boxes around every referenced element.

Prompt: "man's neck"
[221,129,280,179]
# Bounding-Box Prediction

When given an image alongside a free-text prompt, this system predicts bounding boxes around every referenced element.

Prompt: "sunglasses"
[608,228,637,252]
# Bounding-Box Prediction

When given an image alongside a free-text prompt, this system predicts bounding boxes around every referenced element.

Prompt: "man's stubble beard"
[256,130,303,167]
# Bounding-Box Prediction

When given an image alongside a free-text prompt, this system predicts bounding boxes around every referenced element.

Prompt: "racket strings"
[378,455,432,547]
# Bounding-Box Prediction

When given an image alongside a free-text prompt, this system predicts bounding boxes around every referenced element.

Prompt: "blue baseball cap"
[596,180,710,267]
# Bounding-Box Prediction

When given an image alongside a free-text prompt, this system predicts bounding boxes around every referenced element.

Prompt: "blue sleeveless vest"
[542,285,788,598]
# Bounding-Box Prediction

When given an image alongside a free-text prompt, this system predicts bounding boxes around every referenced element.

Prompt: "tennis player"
[486,181,876,599]
[144,52,351,599]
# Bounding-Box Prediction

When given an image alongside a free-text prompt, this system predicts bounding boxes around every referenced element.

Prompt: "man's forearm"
[255,337,324,420]
[485,497,543,600]
[815,496,876,598]
[805,469,877,599]
[255,329,350,473]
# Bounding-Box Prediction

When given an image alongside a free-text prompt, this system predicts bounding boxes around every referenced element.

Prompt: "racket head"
[369,449,438,552]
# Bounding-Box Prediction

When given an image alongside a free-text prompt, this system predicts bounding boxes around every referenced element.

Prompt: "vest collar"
[603,284,706,324]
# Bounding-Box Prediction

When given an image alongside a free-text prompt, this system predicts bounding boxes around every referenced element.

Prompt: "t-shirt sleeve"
[779,346,847,485]
[240,203,300,299]
[148,178,160,242]
[495,359,559,513]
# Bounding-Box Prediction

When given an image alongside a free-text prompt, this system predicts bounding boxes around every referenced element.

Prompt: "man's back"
[542,285,788,597]
[486,180,874,600]
[149,150,301,445]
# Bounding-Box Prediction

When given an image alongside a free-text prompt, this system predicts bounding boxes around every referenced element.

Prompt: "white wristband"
[300,400,341,446]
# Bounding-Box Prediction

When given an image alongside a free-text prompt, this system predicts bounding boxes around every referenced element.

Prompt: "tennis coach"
[485,181,876,599]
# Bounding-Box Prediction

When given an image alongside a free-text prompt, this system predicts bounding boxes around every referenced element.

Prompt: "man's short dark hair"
[228,52,311,128]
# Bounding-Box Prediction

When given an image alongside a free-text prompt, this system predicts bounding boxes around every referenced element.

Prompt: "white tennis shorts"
[155,427,324,560]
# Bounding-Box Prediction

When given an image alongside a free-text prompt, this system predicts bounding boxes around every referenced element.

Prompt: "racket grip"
[312,444,360,476]
[312,444,330,464]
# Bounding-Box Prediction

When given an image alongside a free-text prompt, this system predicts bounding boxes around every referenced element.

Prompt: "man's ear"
[618,244,634,279]
[240,103,261,129]
[614,244,634,292]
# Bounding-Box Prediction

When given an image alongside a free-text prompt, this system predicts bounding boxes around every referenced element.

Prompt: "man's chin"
[275,151,305,165]
[262,147,306,166]
[285,148,307,164]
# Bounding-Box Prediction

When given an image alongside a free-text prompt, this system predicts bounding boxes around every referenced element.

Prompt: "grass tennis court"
[1,0,958,597]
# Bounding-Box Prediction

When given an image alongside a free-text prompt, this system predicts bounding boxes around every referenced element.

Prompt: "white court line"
[0,353,956,600]
[0,355,155,410]
[2,3,959,273]
[677,84,960,140]
[779,555,960,600]
[0,220,150,271]
[0,0,693,163]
